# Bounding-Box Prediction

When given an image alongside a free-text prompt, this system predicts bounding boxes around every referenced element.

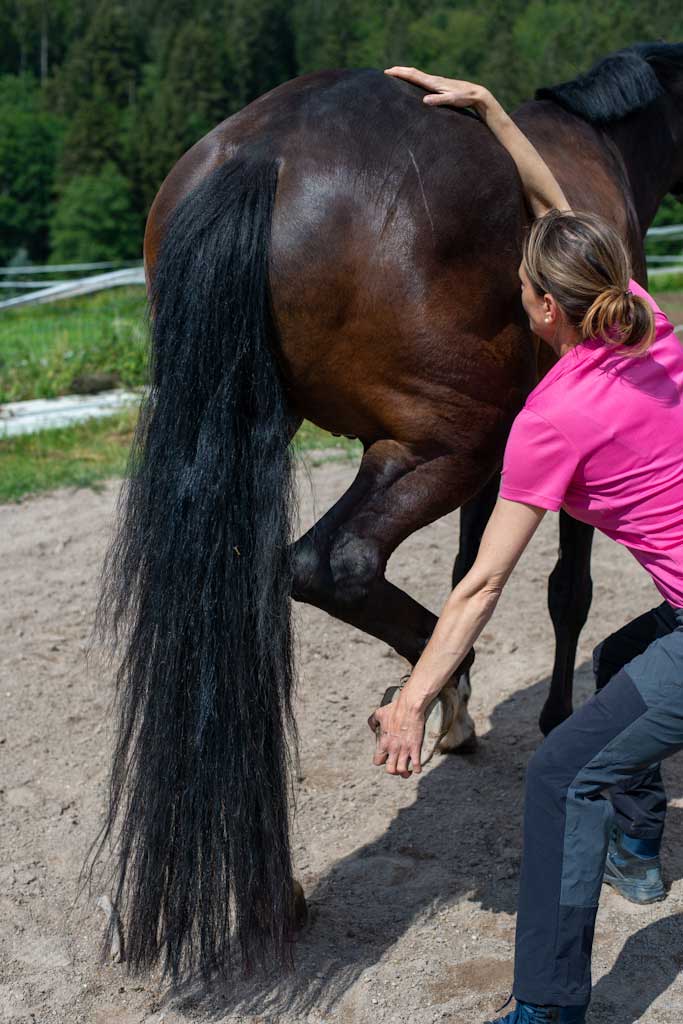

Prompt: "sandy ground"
[2,454,682,1024]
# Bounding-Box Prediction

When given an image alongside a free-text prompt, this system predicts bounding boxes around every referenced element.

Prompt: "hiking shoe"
[485,1000,588,1023]
[603,825,666,904]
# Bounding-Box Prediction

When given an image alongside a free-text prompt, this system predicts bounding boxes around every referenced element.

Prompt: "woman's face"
[518,261,558,345]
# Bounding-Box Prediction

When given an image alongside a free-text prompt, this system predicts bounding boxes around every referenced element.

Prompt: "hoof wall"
[441,730,478,756]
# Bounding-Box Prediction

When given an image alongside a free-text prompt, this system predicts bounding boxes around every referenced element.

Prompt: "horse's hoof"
[539,703,572,737]
[433,678,476,754]
[377,684,452,766]
[423,689,454,764]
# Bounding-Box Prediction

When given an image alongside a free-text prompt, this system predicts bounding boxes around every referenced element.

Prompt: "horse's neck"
[515,96,679,255]
[604,97,680,235]
[513,101,636,230]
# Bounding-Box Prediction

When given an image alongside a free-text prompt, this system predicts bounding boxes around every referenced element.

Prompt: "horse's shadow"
[174,659,683,1019]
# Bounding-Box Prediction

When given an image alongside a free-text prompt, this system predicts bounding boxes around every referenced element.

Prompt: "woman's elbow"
[453,574,505,614]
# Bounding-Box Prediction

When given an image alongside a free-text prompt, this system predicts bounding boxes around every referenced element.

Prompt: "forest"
[1,0,682,266]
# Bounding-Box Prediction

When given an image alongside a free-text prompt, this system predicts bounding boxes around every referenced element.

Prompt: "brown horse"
[99,44,683,981]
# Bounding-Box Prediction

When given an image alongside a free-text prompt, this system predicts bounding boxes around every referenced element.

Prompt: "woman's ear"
[544,292,557,323]
[543,292,555,324]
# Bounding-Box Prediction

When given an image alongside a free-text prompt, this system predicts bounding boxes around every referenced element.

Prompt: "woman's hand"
[384,66,491,113]
[385,65,570,217]
[368,693,425,778]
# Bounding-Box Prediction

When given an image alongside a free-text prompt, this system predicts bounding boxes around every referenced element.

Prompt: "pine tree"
[129,18,229,214]
[1,0,683,266]
[224,0,297,107]
[52,0,141,208]
[50,0,140,113]
[0,74,63,263]
[50,161,141,261]
[0,0,21,74]
[57,88,124,181]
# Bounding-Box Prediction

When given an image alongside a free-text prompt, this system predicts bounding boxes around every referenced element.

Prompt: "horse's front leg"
[540,510,594,735]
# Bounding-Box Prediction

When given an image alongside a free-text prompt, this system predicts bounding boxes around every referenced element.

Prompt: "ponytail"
[581,286,655,355]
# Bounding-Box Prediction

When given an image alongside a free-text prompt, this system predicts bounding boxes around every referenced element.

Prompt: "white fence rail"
[0,222,682,313]
[0,280,71,288]
[0,261,131,274]
[0,390,141,439]
[647,264,683,276]
[0,266,145,310]
[645,223,683,276]
[646,225,683,238]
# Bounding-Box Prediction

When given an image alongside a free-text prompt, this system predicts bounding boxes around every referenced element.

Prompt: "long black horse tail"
[93,154,298,983]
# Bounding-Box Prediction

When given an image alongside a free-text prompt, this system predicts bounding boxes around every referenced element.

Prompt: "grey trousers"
[513,602,683,1006]
[592,600,681,838]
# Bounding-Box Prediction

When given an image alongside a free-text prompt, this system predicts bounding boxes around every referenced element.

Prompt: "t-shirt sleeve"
[499,408,580,511]
[628,277,675,340]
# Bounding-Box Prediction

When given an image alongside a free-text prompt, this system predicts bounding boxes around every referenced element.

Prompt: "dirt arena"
[2,454,682,1023]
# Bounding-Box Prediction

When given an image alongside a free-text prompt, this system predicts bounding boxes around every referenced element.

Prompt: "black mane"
[535,42,683,125]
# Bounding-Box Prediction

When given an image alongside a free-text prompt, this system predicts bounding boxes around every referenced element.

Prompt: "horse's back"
[144,69,535,445]
[147,68,527,274]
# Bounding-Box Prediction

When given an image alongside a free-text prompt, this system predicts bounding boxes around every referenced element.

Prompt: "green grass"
[0,286,148,403]
[292,419,361,460]
[0,289,363,501]
[0,410,137,503]
[648,274,683,295]
[0,407,361,504]
[1,283,680,406]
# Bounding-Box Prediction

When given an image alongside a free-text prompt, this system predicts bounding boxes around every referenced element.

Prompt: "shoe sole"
[603,873,666,904]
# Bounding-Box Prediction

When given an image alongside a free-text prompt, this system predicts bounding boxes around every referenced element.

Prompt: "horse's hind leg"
[293,444,435,663]
[292,438,495,750]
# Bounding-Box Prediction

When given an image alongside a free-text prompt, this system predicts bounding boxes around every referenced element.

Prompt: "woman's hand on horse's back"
[384,66,491,112]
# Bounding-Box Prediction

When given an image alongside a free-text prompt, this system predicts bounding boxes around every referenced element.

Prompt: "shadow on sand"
[590,913,683,1023]
[172,657,683,1019]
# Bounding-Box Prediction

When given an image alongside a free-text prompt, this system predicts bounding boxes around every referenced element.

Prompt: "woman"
[372,67,683,1024]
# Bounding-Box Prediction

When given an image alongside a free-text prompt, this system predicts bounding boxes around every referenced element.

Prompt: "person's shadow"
[172,658,683,1020]
[590,913,683,1023]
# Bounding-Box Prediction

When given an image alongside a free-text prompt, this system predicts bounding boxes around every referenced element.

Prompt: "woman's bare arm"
[384,67,572,218]
[370,498,546,776]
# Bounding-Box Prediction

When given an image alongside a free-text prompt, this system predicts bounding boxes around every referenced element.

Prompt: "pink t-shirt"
[500,278,683,608]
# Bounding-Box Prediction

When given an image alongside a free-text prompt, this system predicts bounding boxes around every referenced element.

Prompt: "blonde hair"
[522,209,655,355]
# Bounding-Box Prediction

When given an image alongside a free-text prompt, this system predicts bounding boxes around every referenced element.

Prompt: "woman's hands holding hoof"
[384,66,490,112]
[368,693,425,778]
